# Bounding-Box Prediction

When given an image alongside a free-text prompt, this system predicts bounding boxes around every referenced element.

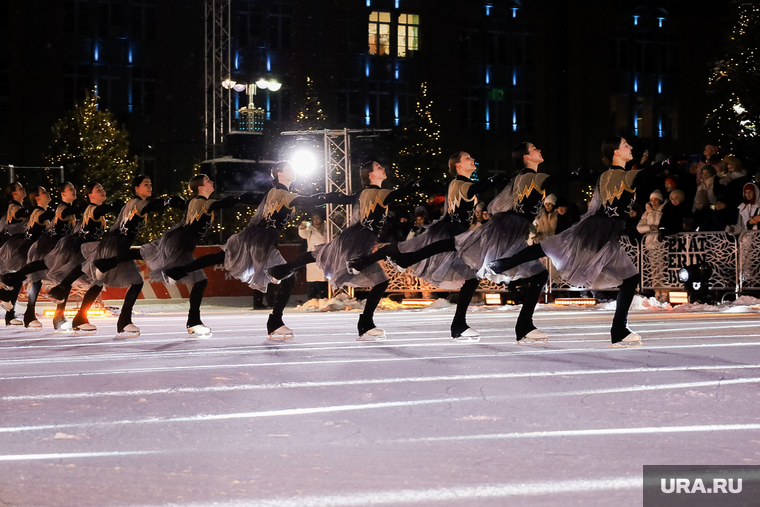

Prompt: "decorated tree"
[705,1,760,163]
[47,90,183,244]
[390,82,446,209]
[47,90,137,199]
[295,76,328,130]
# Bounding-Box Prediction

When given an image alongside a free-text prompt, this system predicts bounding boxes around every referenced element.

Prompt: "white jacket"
[636,202,664,234]
[734,183,760,232]
[298,224,327,282]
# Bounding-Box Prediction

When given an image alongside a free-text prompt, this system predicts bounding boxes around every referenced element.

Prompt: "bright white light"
[233,83,246,92]
[291,149,318,176]
[221,78,235,90]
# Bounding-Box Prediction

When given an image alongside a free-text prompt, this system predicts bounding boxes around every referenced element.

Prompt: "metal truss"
[204,0,232,160]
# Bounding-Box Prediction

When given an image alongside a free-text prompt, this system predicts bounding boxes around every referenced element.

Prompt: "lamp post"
[221,78,282,132]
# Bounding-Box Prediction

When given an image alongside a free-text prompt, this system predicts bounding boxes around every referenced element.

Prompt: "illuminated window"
[369,11,391,55]
[397,13,419,57]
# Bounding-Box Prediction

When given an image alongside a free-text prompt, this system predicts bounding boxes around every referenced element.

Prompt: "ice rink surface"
[1,298,760,506]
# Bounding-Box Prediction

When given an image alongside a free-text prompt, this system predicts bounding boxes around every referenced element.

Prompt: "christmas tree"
[47,89,183,244]
[295,77,328,130]
[391,82,446,210]
[47,89,138,200]
[705,1,760,163]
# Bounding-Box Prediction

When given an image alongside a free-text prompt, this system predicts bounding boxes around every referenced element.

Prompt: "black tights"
[23,280,43,326]
[451,278,480,337]
[358,280,389,335]
[72,285,103,327]
[490,244,545,273]
[187,279,208,328]
[181,251,226,273]
[266,275,296,333]
[117,282,143,332]
[611,274,639,343]
[515,270,549,340]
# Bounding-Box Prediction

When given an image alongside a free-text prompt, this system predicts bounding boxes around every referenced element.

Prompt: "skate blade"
[114,331,140,340]
[267,333,294,340]
[517,337,549,344]
[187,330,213,339]
[452,336,481,343]
[609,341,643,348]
[73,329,97,335]
[357,334,386,341]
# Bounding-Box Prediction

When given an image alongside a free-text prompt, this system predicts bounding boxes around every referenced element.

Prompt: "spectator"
[532,194,558,242]
[636,190,665,243]
[554,197,580,235]
[697,144,720,172]
[698,165,718,205]
[298,212,328,299]
[406,211,429,240]
[664,177,678,197]
[690,190,711,231]
[469,202,486,231]
[715,156,751,209]
[727,182,760,233]
[699,194,738,232]
[659,189,691,237]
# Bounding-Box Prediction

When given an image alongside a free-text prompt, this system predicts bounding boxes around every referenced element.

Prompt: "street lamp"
[222,78,282,132]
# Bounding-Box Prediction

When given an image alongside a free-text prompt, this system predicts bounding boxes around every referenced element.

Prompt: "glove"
[487,173,508,186]
[110,199,125,209]
[572,166,596,181]
[166,196,186,209]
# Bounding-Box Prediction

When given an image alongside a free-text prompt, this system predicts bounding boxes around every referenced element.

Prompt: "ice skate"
[73,321,97,333]
[187,324,212,338]
[384,256,408,273]
[53,316,73,332]
[486,258,515,275]
[517,328,549,344]
[266,264,294,283]
[5,317,22,327]
[24,319,43,330]
[452,327,481,343]
[115,323,140,340]
[610,332,642,348]
[268,324,294,340]
[0,300,12,312]
[357,327,386,341]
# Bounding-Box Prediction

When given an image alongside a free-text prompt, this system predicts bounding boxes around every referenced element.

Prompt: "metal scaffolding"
[281,128,390,297]
[204,0,232,160]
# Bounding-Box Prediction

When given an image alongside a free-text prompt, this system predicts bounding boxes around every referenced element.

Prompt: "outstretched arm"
[208,192,265,212]
[466,174,509,199]
[92,200,124,220]
[384,178,434,204]
[291,191,357,207]
[141,195,186,214]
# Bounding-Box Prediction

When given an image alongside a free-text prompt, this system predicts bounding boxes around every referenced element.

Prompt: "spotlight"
[291,149,318,176]
[677,262,713,304]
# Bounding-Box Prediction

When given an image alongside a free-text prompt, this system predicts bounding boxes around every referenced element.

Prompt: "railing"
[376,231,760,294]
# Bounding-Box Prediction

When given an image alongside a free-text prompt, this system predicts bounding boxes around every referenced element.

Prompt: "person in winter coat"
[727,182,760,233]
[636,189,665,242]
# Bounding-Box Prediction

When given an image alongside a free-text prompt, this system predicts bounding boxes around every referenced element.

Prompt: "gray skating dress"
[45,201,121,286]
[313,187,390,289]
[141,194,256,284]
[81,197,172,287]
[222,184,333,292]
[539,166,640,289]
[26,201,80,282]
[0,204,51,274]
[455,170,548,283]
[397,176,478,290]
[0,200,30,250]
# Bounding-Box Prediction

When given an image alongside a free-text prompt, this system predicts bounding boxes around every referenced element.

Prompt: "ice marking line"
[0,397,479,434]
[125,477,641,507]
[398,423,760,443]
[2,330,760,369]
[4,366,760,402]
[0,451,157,462]
[3,343,760,382]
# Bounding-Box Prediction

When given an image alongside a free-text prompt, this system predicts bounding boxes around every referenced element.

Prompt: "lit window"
[369,11,391,55]
[397,13,419,57]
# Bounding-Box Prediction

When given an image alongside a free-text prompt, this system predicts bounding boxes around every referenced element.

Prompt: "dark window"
[63,63,92,109]
[132,67,156,114]
[238,2,263,48]
[64,0,90,38]
[131,0,156,40]
[611,37,629,70]
[460,88,481,130]
[269,4,292,50]
[336,80,361,126]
